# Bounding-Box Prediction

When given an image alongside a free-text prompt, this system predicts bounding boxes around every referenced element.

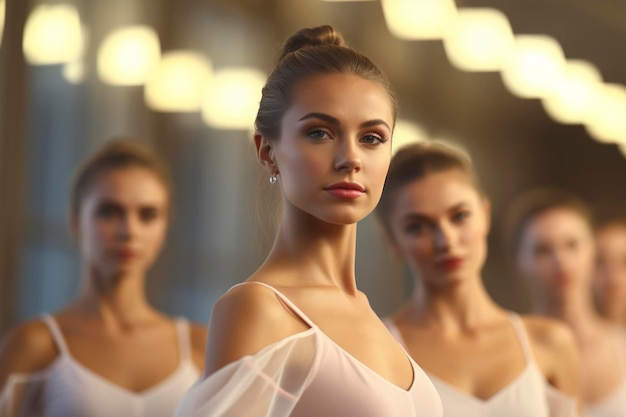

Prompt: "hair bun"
[279,25,346,62]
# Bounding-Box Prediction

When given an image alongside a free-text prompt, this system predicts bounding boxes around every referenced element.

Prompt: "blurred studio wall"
[1,0,625,333]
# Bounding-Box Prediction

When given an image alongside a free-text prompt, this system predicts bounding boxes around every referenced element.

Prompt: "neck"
[74,265,154,326]
[403,271,504,332]
[532,285,602,334]
[264,203,358,294]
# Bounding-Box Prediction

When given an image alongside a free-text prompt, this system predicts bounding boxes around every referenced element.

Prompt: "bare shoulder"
[521,314,580,402]
[521,315,576,351]
[0,320,59,389]
[205,282,309,375]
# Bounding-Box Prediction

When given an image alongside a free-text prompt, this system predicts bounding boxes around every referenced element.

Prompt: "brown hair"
[375,141,482,239]
[70,139,172,216]
[592,205,626,233]
[254,24,398,141]
[503,187,592,257]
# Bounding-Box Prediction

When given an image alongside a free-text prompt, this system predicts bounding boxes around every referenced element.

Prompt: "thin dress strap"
[508,313,533,363]
[40,314,70,356]
[175,318,192,362]
[230,281,317,329]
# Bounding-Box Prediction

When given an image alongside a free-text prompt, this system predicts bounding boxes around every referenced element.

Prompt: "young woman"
[173,25,442,417]
[593,215,626,326]
[376,142,580,417]
[510,187,626,417]
[0,140,207,417]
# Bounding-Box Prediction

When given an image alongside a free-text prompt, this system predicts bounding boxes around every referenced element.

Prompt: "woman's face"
[594,223,626,310]
[265,73,394,225]
[73,167,169,279]
[387,169,490,288]
[517,208,595,296]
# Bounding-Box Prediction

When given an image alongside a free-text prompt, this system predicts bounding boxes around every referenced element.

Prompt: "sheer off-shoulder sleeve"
[0,371,49,417]
[174,328,319,417]
[546,384,577,417]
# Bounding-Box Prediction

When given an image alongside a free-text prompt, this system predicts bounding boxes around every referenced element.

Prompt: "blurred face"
[594,223,626,310]
[268,73,394,225]
[517,208,595,297]
[73,167,169,279]
[387,169,490,288]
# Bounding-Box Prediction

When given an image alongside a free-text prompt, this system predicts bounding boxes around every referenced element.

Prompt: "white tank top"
[0,314,200,417]
[584,331,626,417]
[174,282,443,417]
[385,314,577,417]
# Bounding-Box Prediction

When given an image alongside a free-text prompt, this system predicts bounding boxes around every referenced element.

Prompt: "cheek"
[397,235,434,264]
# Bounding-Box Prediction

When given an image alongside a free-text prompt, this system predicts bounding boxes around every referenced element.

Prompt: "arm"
[523,316,582,417]
[0,321,58,417]
[174,283,316,417]
[205,283,308,376]
[0,321,58,390]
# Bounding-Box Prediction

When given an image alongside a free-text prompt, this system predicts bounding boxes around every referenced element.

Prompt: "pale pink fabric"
[175,282,443,417]
[584,330,626,417]
[385,314,577,417]
[0,315,200,417]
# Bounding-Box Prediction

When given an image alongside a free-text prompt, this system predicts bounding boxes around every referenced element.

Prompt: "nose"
[434,222,454,253]
[117,214,137,241]
[334,139,362,173]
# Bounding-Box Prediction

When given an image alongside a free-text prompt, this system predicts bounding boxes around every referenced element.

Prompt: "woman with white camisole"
[0,140,206,417]
[508,188,626,417]
[375,142,581,417]
[173,25,442,417]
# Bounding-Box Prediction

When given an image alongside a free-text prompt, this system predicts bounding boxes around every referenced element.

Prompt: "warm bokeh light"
[381,0,457,40]
[62,60,84,84]
[392,119,427,154]
[585,84,626,144]
[542,60,602,125]
[501,35,566,99]
[144,51,213,112]
[0,0,5,47]
[97,25,160,86]
[443,8,514,72]
[202,67,266,130]
[22,4,83,65]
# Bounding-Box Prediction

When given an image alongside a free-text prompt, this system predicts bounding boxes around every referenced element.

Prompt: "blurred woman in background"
[509,187,626,417]
[377,142,580,417]
[593,213,626,326]
[0,139,207,417]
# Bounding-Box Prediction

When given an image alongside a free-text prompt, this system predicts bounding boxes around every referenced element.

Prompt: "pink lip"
[324,182,365,199]
[436,257,464,271]
[115,249,138,260]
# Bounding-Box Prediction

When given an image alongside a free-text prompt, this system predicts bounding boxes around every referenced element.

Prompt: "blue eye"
[360,134,386,145]
[307,129,331,141]
[452,210,470,223]
[405,222,425,235]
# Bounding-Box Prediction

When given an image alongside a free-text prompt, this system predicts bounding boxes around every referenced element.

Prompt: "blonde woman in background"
[0,140,207,417]
[508,188,626,417]
[593,212,626,326]
[376,142,580,417]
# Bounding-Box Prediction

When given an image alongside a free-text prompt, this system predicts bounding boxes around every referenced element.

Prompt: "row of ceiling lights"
[373,0,626,156]
[2,1,623,156]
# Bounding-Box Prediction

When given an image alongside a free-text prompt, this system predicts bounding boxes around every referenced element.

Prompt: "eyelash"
[305,129,388,145]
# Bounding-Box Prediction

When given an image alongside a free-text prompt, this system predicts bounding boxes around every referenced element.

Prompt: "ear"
[254,131,277,174]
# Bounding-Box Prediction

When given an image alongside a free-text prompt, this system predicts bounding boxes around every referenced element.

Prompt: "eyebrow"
[298,112,391,131]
